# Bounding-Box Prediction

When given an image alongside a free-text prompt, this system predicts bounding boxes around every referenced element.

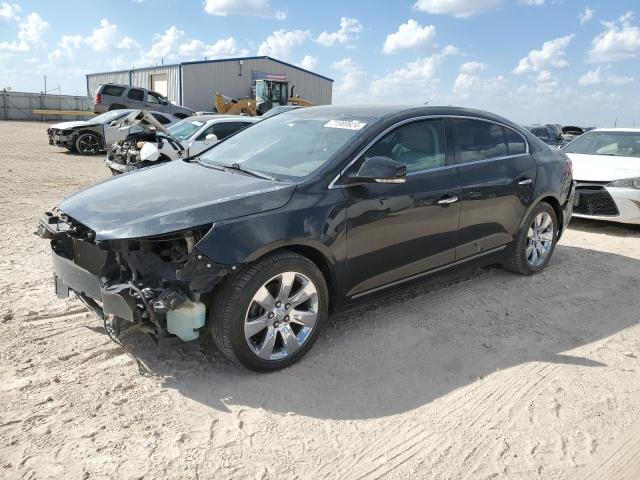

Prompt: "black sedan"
[38,105,574,371]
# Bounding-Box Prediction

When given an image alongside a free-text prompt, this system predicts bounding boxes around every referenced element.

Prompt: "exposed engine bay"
[106,131,185,174]
[38,211,238,342]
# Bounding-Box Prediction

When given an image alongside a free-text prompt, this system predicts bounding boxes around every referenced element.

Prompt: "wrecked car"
[105,115,259,174]
[47,109,179,155]
[38,105,573,371]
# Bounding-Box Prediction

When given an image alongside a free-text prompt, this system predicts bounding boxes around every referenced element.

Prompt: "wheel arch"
[518,193,564,237]
[246,241,338,313]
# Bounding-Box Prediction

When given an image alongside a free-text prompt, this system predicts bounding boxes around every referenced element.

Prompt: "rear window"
[100,85,125,97]
[455,119,508,163]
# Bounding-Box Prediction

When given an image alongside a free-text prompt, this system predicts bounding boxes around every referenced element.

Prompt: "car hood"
[58,160,295,241]
[113,110,170,134]
[50,120,96,130]
[566,153,640,182]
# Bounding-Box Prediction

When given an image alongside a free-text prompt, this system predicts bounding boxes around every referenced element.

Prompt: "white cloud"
[459,61,487,73]
[257,29,309,60]
[316,17,363,47]
[370,45,459,96]
[145,26,246,63]
[297,55,318,70]
[578,66,634,86]
[0,12,49,52]
[412,0,503,18]
[332,57,365,94]
[519,0,544,5]
[85,19,140,52]
[513,34,574,74]
[382,20,436,54]
[588,12,640,63]
[579,6,595,25]
[203,0,286,20]
[0,2,20,24]
[47,34,82,63]
[452,61,497,99]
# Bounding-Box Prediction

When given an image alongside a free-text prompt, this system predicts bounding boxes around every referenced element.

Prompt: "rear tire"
[208,251,328,372]
[503,202,558,275]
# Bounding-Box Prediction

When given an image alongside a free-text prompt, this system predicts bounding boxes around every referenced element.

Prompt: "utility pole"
[44,75,47,95]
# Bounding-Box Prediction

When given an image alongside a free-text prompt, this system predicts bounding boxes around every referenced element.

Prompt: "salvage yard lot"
[1,120,640,479]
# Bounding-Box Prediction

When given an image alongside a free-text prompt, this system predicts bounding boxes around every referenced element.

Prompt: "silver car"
[93,83,194,118]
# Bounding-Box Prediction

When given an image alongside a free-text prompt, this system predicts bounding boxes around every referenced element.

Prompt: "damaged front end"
[37,211,237,343]
[105,109,183,175]
[106,131,161,174]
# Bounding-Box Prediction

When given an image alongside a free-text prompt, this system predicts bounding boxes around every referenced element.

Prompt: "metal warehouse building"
[86,56,333,112]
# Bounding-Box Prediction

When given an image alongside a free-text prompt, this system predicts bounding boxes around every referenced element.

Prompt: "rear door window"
[503,127,527,155]
[101,85,125,97]
[454,119,508,163]
[127,88,145,101]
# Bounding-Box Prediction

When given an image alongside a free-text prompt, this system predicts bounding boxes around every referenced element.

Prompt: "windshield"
[94,110,130,124]
[563,131,640,158]
[168,119,206,140]
[198,112,373,180]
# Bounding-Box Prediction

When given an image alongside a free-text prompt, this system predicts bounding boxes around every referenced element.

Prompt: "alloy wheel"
[78,135,100,154]
[244,271,319,361]
[526,212,554,267]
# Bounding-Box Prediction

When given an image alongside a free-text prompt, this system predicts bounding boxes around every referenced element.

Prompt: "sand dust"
[1,120,639,479]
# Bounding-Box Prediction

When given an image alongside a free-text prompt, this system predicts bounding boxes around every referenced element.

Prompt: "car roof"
[182,114,260,123]
[591,128,640,133]
[285,104,525,128]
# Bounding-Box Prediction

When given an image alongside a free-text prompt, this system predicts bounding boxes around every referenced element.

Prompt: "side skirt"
[350,245,507,300]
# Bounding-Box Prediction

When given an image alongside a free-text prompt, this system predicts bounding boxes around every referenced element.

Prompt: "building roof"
[87,56,333,83]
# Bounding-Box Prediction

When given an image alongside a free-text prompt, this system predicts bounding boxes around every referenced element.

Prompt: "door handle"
[437,196,459,205]
[518,178,533,186]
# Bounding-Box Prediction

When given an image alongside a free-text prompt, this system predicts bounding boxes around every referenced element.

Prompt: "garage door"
[151,74,168,97]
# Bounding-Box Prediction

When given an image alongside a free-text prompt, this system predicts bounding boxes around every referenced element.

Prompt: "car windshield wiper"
[228,163,276,181]
[196,158,276,181]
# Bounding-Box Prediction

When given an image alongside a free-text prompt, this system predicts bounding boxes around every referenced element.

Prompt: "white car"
[47,109,179,155]
[106,115,259,174]
[563,128,640,225]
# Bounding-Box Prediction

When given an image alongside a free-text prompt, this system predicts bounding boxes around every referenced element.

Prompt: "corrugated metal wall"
[86,57,333,112]
[181,58,332,112]
[130,65,180,103]
[1,90,92,121]
[87,71,130,96]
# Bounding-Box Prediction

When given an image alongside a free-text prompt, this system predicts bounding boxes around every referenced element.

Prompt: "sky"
[1,0,639,126]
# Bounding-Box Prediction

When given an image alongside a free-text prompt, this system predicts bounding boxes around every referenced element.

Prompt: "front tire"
[75,133,102,155]
[209,251,328,371]
[503,202,558,275]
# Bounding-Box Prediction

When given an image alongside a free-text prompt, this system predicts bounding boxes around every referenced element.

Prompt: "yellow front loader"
[215,80,313,116]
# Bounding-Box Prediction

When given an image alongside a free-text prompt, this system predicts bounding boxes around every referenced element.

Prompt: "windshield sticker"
[191,121,203,126]
[324,120,367,131]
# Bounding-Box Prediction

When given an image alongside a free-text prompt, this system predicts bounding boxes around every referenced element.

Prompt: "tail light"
[95,93,102,104]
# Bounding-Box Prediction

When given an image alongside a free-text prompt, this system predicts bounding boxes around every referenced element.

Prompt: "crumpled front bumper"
[47,129,74,148]
[50,248,136,321]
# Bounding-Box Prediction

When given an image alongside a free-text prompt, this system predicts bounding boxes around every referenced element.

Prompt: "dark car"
[37,106,574,371]
[526,125,566,148]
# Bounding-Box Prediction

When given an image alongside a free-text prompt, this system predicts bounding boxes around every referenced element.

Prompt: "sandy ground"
[1,120,640,480]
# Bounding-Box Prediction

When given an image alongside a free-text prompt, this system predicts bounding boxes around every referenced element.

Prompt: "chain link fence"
[1,89,93,121]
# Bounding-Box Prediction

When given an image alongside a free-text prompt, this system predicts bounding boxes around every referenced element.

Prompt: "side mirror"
[345,156,406,185]
[204,133,218,144]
